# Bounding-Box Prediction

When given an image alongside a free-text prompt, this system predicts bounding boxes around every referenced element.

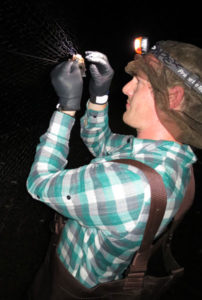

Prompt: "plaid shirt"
[27,105,196,288]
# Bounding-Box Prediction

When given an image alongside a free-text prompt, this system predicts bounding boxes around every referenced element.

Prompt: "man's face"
[122,74,159,134]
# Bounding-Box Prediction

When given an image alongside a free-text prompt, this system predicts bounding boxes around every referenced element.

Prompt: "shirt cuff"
[47,110,75,139]
[84,103,108,125]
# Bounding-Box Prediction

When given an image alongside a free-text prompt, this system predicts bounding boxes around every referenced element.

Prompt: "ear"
[168,86,184,110]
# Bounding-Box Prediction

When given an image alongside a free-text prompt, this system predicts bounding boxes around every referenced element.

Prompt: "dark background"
[0,0,202,299]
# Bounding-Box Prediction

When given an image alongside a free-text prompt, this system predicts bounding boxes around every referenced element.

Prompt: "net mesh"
[0,1,91,298]
[0,0,83,184]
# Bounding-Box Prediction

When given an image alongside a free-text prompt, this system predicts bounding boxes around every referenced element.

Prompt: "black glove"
[85,51,114,104]
[50,60,83,111]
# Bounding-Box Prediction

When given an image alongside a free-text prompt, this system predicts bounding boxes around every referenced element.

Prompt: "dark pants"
[27,237,140,300]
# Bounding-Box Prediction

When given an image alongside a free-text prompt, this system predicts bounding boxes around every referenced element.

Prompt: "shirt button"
[66,195,71,200]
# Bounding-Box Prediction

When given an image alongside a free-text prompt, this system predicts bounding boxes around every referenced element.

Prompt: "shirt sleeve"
[26,110,148,233]
[80,104,133,157]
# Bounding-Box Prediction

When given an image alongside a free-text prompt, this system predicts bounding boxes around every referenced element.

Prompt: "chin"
[122,112,131,127]
[122,112,128,124]
[123,113,139,130]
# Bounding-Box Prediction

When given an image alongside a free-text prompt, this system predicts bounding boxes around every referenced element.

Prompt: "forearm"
[80,103,111,157]
[81,101,133,157]
[87,101,108,111]
[61,110,76,117]
[59,100,107,115]
[27,111,75,199]
[59,100,107,116]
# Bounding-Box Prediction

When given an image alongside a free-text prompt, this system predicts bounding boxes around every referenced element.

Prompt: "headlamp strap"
[150,43,202,96]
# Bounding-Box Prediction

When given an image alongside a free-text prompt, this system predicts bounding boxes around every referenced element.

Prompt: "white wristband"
[90,95,108,104]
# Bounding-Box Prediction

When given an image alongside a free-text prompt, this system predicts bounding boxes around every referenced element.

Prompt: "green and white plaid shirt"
[27,105,196,288]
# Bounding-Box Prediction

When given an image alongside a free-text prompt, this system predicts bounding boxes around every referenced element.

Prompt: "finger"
[86,56,110,74]
[85,55,107,64]
[89,64,99,76]
[51,60,73,77]
[62,60,74,74]
[60,60,81,78]
[70,60,80,73]
[71,61,83,80]
[85,51,106,57]
[85,51,108,63]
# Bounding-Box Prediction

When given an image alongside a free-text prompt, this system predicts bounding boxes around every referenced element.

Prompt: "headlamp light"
[134,36,149,55]
[133,36,202,96]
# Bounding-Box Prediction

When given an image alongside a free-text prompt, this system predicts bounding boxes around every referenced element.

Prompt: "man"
[27,40,202,289]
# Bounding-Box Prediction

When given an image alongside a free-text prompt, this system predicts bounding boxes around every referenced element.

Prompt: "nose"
[122,79,134,97]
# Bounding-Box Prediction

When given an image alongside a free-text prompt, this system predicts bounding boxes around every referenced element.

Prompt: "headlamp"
[133,36,202,96]
[134,36,149,55]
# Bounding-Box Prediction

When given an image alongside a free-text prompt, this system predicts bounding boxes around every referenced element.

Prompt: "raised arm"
[81,51,132,157]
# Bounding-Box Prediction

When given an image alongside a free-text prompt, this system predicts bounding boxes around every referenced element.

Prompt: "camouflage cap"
[125,40,202,149]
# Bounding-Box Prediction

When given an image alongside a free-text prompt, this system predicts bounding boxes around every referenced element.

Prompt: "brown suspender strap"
[113,159,167,273]
[112,159,195,291]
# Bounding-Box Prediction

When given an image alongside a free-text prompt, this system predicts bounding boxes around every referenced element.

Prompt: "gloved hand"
[50,60,83,111]
[85,51,114,104]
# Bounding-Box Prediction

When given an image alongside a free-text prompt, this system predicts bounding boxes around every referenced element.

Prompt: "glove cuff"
[57,96,81,111]
[56,103,64,111]
[90,95,108,105]
[56,103,80,111]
